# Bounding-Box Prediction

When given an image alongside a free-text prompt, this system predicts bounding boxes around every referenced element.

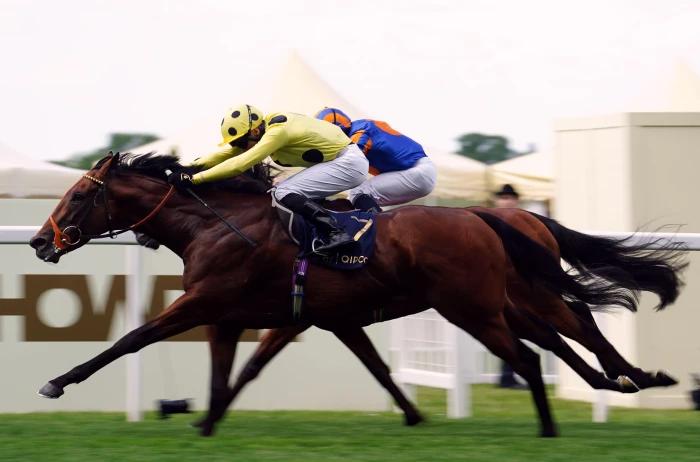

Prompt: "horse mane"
[109,152,276,194]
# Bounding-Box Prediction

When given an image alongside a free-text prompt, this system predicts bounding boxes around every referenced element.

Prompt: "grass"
[0,385,698,462]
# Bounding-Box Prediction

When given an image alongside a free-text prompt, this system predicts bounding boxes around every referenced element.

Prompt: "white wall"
[554,113,700,409]
[0,199,390,413]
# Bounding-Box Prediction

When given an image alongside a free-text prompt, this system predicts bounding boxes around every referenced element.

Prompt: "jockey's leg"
[279,193,356,251]
[350,193,382,213]
[273,144,368,252]
[348,157,436,207]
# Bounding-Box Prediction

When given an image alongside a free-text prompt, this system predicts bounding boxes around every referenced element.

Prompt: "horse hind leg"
[504,304,632,393]
[563,301,677,389]
[438,307,558,437]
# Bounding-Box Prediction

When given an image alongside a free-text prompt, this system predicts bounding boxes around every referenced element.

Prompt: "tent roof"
[133,51,487,200]
[134,51,364,163]
[487,151,554,201]
[429,149,487,200]
[0,142,84,198]
[628,60,700,112]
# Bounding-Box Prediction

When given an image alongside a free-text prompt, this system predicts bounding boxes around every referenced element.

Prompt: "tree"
[52,132,159,169]
[454,133,531,164]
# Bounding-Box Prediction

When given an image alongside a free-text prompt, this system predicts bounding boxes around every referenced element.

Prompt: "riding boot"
[352,193,382,213]
[279,193,355,252]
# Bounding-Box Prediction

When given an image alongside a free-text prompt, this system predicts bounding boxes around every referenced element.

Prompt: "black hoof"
[404,412,425,426]
[654,370,678,387]
[37,382,64,399]
[190,418,205,429]
[616,375,640,393]
[199,423,215,437]
[540,428,559,438]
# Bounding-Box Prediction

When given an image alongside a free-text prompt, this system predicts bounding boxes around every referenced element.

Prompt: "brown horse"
[192,206,686,434]
[27,152,624,438]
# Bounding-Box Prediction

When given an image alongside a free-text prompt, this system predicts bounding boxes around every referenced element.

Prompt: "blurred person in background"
[494,183,528,390]
[167,104,369,252]
[316,108,436,212]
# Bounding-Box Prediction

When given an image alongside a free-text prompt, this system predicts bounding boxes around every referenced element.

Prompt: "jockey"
[315,108,437,211]
[167,104,369,252]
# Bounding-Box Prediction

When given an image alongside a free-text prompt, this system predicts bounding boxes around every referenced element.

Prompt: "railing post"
[125,245,144,422]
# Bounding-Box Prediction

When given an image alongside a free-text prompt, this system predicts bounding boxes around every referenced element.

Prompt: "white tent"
[628,60,700,112]
[133,52,486,200]
[487,151,554,201]
[0,142,84,198]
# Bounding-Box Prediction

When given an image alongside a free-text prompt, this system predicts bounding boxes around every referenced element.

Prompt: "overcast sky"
[2,0,700,161]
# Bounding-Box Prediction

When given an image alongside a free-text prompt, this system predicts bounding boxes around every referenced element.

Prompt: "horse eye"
[71,192,85,202]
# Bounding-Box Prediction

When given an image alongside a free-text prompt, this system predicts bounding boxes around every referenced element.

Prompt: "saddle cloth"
[275,204,376,270]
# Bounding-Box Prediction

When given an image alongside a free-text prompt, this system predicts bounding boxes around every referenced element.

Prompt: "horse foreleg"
[333,327,424,425]
[192,322,244,434]
[38,293,205,399]
[199,324,310,436]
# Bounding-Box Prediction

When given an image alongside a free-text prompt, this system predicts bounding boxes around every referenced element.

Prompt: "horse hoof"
[190,418,205,429]
[37,382,64,399]
[199,424,215,437]
[616,375,640,393]
[654,370,678,387]
[540,428,559,438]
[404,412,425,426]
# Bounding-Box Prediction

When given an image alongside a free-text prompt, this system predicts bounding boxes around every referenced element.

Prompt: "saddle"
[274,199,378,321]
[275,201,377,270]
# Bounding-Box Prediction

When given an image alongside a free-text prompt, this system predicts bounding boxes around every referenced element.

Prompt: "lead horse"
[28,153,678,438]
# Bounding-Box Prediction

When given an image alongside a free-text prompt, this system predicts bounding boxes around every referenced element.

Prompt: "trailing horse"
[193,206,687,434]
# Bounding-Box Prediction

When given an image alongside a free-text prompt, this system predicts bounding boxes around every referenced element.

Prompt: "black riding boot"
[279,193,355,252]
[352,193,382,213]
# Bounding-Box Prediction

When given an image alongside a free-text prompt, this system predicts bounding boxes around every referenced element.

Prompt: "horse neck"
[110,174,273,257]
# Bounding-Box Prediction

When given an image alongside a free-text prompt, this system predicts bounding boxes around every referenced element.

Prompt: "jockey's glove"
[167,171,194,190]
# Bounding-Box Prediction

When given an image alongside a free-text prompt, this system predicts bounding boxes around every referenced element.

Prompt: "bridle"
[49,155,175,252]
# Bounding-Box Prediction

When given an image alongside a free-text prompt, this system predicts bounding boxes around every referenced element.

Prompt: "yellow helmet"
[219,104,264,146]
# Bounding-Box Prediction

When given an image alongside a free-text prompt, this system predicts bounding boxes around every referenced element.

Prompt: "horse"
[26,152,658,438]
[190,206,686,433]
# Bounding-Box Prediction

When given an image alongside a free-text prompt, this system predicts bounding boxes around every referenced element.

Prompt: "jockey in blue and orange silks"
[315,108,437,211]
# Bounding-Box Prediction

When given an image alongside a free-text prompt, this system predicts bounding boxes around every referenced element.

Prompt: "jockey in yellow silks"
[166,104,369,252]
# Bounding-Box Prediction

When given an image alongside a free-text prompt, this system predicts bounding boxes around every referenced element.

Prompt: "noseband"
[49,157,175,252]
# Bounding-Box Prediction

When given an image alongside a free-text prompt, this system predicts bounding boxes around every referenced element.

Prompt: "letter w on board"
[0,275,260,342]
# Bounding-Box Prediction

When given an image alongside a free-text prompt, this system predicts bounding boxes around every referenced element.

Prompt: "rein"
[50,158,176,251]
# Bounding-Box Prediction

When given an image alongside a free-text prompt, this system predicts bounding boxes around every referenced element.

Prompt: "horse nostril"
[30,236,47,249]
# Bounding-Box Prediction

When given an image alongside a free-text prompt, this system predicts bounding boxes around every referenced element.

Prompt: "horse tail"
[529,213,688,310]
[472,211,638,312]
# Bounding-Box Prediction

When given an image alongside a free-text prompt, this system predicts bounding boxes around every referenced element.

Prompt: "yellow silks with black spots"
[191,112,351,184]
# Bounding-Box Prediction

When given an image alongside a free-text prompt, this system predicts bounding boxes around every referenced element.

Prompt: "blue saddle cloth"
[278,207,376,270]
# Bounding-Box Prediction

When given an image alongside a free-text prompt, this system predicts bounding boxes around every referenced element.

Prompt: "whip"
[164,169,257,247]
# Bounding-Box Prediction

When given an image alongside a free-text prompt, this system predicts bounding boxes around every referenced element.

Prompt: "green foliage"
[51,133,159,170]
[0,385,698,461]
[455,133,532,165]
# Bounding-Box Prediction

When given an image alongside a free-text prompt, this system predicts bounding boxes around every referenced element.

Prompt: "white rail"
[3,226,698,423]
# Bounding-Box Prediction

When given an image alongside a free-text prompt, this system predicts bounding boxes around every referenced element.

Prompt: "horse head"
[30,151,180,262]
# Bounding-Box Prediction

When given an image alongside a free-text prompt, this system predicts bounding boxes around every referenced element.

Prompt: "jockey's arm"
[351,130,372,154]
[191,128,288,184]
[189,145,244,169]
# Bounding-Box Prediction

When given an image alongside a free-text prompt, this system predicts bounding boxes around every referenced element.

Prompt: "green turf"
[0,385,698,462]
